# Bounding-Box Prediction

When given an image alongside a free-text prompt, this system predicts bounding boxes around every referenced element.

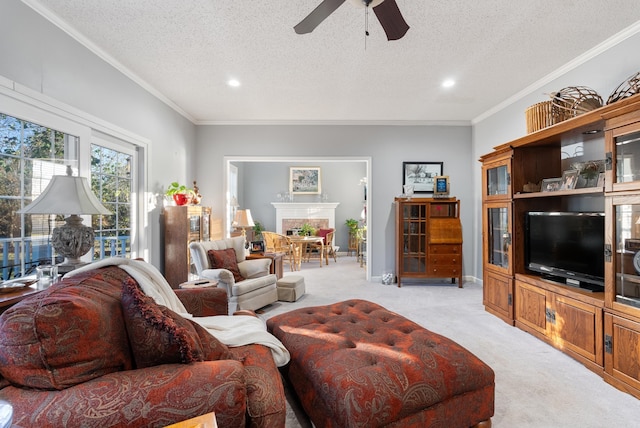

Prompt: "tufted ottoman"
[266,299,494,428]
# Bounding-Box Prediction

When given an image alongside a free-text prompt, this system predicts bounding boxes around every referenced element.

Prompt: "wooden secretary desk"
[394,197,463,287]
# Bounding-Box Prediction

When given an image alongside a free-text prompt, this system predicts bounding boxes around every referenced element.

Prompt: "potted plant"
[253,221,264,240]
[165,182,194,206]
[345,218,359,235]
[346,218,360,255]
[300,223,316,236]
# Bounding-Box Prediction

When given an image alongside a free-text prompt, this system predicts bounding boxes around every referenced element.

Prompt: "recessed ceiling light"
[442,79,455,88]
[227,79,241,87]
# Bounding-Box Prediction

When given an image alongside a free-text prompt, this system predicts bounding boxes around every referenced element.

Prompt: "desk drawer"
[429,244,461,255]
[429,266,461,277]
[429,254,461,265]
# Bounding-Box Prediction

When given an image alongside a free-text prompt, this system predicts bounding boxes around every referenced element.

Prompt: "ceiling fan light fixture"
[349,0,385,8]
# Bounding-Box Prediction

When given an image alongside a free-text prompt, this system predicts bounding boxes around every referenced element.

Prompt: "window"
[0,113,79,279]
[91,143,135,259]
[1,81,149,278]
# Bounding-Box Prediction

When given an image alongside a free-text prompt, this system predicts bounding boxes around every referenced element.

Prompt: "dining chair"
[262,231,299,271]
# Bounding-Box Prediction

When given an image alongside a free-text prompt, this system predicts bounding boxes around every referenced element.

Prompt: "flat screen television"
[524,211,605,291]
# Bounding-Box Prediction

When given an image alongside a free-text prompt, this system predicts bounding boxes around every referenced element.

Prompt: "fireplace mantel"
[271,202,340,235]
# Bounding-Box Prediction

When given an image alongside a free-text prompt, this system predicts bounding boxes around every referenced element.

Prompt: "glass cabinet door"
[613,202,640,314]
[608,123,640,192]
[487,164,509,197]
[482,152,511,200]
[401,204,427,273]
[484,203,512,275]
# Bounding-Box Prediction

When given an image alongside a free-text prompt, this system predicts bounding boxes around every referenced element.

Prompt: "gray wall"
[0,2,196,268]
[195,125,474,279]
[234,160,367,252]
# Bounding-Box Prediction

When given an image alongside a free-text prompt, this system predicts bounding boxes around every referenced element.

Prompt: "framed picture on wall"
[402,162,443,193]
[290,167,321,194]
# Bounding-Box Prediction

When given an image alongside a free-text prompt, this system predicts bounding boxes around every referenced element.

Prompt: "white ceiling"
[24,0,640,124]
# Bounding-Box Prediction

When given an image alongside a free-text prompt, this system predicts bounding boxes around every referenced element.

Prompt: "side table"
[178,279,218,289]
[246,252,284,279]
[0,283,41,315]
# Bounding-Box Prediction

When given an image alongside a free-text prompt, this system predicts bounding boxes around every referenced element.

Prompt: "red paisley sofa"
[267,299,494,428]
[0,265,285,427]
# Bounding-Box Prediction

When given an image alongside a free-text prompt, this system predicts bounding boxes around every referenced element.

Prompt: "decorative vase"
[173,193,189,206]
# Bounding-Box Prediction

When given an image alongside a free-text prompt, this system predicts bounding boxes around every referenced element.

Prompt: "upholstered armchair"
[189,236,278,313]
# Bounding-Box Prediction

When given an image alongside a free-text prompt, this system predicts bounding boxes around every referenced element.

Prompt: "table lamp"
[18,166,112,274]
[233,209,255,239]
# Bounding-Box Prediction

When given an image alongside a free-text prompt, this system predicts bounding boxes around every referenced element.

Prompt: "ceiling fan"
[294,0,410,41]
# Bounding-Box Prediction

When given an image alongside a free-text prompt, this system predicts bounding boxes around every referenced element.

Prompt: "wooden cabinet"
[484,271,513,324]
[163,205,212,288]
[481,151,516,324]
[604,312,640,398]
[481,94,640,399]
[604,111,640,399]
[515,278,604,371]
[394,197,462,287]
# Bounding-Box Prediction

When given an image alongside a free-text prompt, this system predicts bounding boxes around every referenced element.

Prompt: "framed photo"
[433,175,450,197]
[541,177,563,192]
[290,167,321,194]
[402,162,443,194]
[560,169,579,190]
[250,240,265,254]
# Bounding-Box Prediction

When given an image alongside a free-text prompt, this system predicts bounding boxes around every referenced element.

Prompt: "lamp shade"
[18,166,111,216]
[233,209,255,228]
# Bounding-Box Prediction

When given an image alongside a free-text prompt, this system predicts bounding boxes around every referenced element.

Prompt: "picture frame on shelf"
[402,161,443,194]
[433,176,450,197]
[250,240,265,254]
[290,167,321,194]
[541,177,563,192]
[560,169,579,190]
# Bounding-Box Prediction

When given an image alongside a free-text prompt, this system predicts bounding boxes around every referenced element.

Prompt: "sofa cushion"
[208,248,245,282]
[121,278,231,368]
[0,267,134,390]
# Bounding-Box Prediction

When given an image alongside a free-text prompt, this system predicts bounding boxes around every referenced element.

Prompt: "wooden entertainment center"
[480,94,640,399]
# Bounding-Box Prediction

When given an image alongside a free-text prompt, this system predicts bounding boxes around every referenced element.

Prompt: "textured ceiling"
[23,0,640,124]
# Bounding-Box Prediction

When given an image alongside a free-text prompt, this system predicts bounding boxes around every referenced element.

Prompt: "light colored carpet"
[258,256,640,427]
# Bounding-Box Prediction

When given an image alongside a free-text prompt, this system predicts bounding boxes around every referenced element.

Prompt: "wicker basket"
[607,72,640,104]
[525,100,570,134]
[551,86,602,116]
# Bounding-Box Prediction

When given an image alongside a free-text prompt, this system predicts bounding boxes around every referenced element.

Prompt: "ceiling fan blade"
[373,0,410,40]
[294,0,347,34]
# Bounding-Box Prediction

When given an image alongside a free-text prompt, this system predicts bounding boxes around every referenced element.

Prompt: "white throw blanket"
[66,258,290,367]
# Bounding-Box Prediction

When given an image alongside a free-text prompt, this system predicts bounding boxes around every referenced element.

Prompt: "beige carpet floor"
[257,256,640,427]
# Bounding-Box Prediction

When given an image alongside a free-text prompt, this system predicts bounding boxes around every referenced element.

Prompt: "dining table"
[288,235,326,269]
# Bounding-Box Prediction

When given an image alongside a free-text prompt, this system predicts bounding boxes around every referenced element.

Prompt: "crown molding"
[472,20,640,125]
[21,0,196,124]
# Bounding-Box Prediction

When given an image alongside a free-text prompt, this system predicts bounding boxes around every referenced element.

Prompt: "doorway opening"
[223,156,371,281]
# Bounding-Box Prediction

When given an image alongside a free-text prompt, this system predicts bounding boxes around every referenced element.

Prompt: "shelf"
[616,272,640,284]
[514,187,603,199]
[515,273,605,306]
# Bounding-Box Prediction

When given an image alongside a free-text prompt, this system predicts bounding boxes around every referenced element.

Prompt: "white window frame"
[0,75,150,262]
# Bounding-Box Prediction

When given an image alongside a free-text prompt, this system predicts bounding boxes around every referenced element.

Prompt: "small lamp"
[233,209,255,239]
[18,166,112,274]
